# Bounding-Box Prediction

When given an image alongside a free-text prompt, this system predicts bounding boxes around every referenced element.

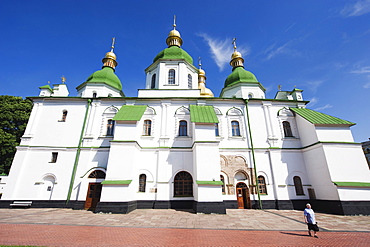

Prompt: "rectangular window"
[215,123,219,136]
[50,152,58,163]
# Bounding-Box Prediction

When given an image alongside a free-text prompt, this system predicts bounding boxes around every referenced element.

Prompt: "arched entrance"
[84,170,105,211]
[236,182,251,209]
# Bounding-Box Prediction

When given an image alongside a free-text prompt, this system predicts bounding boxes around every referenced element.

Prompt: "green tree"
[0,95,33,175]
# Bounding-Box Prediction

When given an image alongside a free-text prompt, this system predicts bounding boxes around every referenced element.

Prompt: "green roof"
[190,105,219,123]
[153,46,193,64]
[333,182,370,187]
[101,180,132,185]
[224,66,262,88]
[39,85,53,91]
[85,66,122,91]
[113,105,147,121]
[290,108,355,126]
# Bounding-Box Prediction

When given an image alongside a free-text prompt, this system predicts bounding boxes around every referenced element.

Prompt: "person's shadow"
[280,232,311,237]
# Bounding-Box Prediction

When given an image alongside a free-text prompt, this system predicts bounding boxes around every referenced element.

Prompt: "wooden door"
[236,188,244,209]
[84,183,102,210]
[236,183,251,209]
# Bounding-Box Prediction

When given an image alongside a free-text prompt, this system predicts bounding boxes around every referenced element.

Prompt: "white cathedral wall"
[315,126,354,142]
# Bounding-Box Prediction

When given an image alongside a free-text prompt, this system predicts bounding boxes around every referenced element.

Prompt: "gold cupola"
[230,38,244,68]
[198,57,214,97]
[102,37,118,69]
[166,15,183,47]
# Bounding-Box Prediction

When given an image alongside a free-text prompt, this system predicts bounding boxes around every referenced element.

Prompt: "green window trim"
[101,180,132,185]
[333,182,370,188]
[196,180,223,185]
[190,105,219,123]
[113,105,147,121]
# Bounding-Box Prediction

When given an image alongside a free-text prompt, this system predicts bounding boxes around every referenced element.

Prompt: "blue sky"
[1,0,369,142]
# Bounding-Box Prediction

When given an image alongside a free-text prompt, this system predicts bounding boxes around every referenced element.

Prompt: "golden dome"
[105,51,116,60]
[169,29,181,38]
[231,51,242,60]
[198,68,205,76]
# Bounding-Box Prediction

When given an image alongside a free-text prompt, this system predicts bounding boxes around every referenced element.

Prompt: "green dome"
[153,46,193,64]
[85,67,122,91]
[224,66,258,88]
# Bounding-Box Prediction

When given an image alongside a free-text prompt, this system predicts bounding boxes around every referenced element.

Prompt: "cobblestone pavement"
[0,208,369,246]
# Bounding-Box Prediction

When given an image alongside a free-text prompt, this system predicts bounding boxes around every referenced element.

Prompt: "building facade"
[1,24,370,215]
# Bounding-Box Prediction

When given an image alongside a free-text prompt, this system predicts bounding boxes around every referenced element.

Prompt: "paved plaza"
[0,208,369,246]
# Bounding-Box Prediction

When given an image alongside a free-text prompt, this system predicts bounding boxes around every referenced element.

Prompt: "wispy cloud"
[308,97,319,107]
[350,66,370,73]
[264,41,302,61]
[314,104,333,111]
[305,80,324,93]
[197,33,249,71]
[340,0,370,17]
[364,75,370,88]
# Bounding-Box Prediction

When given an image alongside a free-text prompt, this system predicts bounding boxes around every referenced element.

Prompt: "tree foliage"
[0,95,33,175]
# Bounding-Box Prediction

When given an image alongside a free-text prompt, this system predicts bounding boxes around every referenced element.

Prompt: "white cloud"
[364,82,370,88]
[340,0,370,17]
[265,42,290,60]
[305,80,324,93]
[197,33,249,71]
[308,97,319,107]
[314,104,333,111]
[350,66,370,73]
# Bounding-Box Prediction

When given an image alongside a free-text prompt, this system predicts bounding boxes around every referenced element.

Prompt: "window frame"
[139,174,146,192]
[151,74,156,89]
[168,69,176,85]
[50,152,58,163]
[143,119,152,136]
[231,120,241,136]
[187,74,192,88]
[258,175,267,195]
[178,120,188,136]
[174,171,193,197]
[293,176,304,195]
[106,119,115,136]
[283,121,293,137]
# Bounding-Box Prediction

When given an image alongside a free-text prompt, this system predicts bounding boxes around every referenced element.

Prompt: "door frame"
[236,182,251,209]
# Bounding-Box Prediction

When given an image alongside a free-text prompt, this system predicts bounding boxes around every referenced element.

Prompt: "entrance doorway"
[84,183,102,210]
[236,182,251,209]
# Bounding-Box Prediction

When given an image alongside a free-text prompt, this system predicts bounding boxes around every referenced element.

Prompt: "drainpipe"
[66,99,91,204]
[244,100,262,209]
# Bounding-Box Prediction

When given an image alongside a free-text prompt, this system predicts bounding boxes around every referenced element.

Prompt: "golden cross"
[232,38,237,51]
[173,15,177,29]
[198,56,202,69]
[111,37,116,52]
[278,85,282,91]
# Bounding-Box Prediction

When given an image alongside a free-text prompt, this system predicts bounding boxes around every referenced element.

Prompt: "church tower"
[220,38,265,99]
[76,38,124,98]
[139,17,205,98]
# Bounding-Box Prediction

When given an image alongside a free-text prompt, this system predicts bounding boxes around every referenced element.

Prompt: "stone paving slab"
[0,208,369,231]
[1,223,370,247]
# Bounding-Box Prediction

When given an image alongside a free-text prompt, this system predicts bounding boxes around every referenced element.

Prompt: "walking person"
[304,203,319,238]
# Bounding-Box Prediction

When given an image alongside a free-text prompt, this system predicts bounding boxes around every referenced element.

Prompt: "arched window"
[168,69,175,84]
[258,176,267,195]
[179,120,187,136]
[188,74,192,88]
[139,174,146,192]
[61,110,68,122]
[293,176,304,195]
[220,175,225,194]
[88,170,106,179]
[174,171,193,196]
[151,74,156,89]
[283,121,293,137]
[143,120,152,136]
[215,123,220,136]
[106,119,115,136]
[93,92,97,98]
[231,121,240,136]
